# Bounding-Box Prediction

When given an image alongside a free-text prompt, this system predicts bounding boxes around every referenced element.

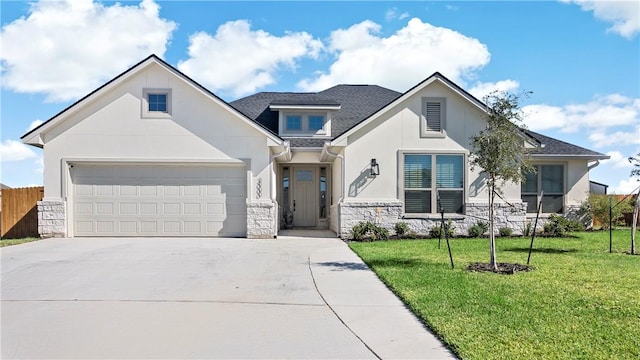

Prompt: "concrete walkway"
[1,235,455,359]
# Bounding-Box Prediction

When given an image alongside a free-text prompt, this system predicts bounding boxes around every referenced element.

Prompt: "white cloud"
[26,119,44,132]
[602,150,634,169]
[588,126,640,148]
[0,140,38,162]
[469,79,520,100]
[385,7,410,21]
[34,156,44,174]
[0,0,176,102]
[178,20,322,97]
[566,0,639,38]
[298,18,490,92]
[610,178,640,194]
[522,94,640,133]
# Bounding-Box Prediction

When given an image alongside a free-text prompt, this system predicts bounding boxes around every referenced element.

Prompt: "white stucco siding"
[566,160,590,206]
[41,63,272,200]
[342,80,504,204]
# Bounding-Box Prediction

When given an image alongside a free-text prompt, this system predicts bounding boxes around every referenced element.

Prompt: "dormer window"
[283,114,327,134]
[270,101,340,137]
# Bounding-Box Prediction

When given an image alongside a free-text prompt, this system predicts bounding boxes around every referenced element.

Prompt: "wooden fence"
[1,187,44,239]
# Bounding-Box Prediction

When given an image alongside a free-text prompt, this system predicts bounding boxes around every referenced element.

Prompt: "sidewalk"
[309,240,457,359]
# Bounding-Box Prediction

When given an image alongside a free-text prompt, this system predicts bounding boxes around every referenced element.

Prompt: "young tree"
[629,153,640,254]
[470,92,533,271]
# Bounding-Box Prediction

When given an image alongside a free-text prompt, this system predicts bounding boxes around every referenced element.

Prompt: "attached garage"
[71,164,247,237]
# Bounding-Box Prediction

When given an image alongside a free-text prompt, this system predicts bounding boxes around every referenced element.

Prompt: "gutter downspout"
[270,141,290,238]
[324,142,345,238]
[588,160,600,171]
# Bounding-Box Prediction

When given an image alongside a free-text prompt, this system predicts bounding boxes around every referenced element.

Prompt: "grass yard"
[0,237,40,247]
[350,230,640,360]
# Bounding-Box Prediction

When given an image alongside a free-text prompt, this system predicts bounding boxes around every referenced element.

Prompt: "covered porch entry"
[278,164,330,230]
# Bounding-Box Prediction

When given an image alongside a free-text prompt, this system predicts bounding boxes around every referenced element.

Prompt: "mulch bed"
[467,262,533,275]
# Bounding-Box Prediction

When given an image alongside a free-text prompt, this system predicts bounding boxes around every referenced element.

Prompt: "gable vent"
[425,102,442,132]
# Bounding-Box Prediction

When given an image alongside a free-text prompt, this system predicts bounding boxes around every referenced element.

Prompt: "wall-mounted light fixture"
[370,158,380,176]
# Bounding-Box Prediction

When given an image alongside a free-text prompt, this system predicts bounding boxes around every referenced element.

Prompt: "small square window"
[148,93,167,112]
[142,88,172,118]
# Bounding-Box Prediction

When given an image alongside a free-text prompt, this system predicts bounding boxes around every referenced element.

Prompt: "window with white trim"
[282,113,327,135]
[402,153,464,214]
[421,97,446,137]
[142,88,172,118]
[521,165,564,213]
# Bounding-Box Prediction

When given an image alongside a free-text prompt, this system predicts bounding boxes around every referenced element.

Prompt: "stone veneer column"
[246,201,276,239]
[38,199,66,238]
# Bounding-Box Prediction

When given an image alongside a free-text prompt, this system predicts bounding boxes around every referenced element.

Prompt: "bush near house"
[351,221,389,241]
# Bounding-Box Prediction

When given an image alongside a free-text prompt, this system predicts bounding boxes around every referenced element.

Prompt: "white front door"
[292,167,317,227]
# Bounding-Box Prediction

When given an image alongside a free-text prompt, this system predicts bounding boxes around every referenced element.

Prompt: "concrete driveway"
[1,235,454,359]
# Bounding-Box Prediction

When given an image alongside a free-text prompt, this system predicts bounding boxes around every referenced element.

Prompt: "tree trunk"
[489,185,498,271]
[632,188,640,255]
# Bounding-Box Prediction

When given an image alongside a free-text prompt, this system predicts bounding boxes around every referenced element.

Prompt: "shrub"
[351,221,389,241]
[499,227,513,237]
[543,214,585,237]
[430,219,455,238]
[589,194,632,229]
[468,221,489,237]
[394,222,410,237]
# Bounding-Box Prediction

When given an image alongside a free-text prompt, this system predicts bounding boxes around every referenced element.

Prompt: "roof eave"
[530,154,611,160]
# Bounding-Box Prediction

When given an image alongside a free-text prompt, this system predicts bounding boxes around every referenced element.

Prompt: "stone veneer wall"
[337,201,528,239]
[246,201,276,238]
[338,201,403,238]
[329,204,339,234]
[38,199,66,238]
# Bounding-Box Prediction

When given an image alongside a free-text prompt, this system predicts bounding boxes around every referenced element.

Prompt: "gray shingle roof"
[229,85,401,146]
[230,83,607,159]
[524,130,608,158]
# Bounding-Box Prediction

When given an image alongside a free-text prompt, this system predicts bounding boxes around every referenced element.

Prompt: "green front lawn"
[350,230,640,360]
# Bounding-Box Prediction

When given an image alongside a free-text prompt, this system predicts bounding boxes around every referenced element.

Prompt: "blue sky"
[1,0,639,193]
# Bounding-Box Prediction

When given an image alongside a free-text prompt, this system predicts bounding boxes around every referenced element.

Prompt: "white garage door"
[72,165,246,237]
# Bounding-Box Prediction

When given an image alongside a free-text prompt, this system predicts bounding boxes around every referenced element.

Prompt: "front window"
[403,154,464,214]
[521,165,564,213]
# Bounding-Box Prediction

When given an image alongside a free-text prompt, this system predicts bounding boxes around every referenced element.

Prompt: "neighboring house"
[589,180,609,194]
[22,55,609,238]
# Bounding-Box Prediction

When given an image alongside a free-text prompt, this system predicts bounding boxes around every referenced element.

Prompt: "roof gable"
[22,54,282,147]
[330,72,486,145]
